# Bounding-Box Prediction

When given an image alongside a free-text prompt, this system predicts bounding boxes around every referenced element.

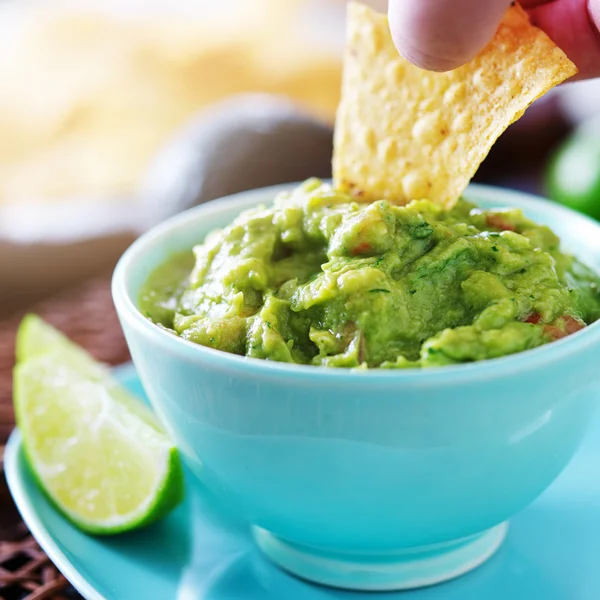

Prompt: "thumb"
[388,0,514,72]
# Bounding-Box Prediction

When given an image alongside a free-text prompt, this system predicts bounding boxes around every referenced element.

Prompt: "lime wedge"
[15,314,108,380]
[13,317,184,534]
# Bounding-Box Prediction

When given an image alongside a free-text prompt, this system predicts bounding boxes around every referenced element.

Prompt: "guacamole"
[140,179,600,368]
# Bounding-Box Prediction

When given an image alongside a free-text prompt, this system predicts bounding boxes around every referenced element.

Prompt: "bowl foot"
[252,521,508,591]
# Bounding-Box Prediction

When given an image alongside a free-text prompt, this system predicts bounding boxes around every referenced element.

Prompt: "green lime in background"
[547,127,600,221]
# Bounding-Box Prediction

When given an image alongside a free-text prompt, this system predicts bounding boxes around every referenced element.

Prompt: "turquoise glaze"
[6,364,600,598]
[112,184,600,591]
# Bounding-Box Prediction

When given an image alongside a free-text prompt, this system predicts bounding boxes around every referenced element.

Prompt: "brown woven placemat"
[0,272,131,600]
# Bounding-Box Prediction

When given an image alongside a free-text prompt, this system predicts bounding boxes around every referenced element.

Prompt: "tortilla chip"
[333,2,577,208]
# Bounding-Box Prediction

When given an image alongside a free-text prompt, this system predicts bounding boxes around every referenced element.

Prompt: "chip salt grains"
[333,2,577,208]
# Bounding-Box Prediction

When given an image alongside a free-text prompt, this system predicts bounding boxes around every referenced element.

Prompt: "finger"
[523,0,600,79]
[388,0,513,72]
[519,0,553,7]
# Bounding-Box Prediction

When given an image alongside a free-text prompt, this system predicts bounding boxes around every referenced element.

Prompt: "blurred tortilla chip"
[333,2,577,208]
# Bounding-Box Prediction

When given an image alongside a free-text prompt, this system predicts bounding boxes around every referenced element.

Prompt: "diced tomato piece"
[563,315,586,334]
[544,325,568,341]
[544,316,586,341]
[486,214,516,232]
[525,313,541,324]
[352,241,371,255]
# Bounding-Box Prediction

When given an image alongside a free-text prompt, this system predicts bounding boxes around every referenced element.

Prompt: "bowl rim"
[112,182,600,384]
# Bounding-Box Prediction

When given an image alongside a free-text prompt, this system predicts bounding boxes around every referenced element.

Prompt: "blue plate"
[5,364,600,600]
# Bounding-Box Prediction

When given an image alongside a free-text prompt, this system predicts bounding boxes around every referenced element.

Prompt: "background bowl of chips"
[0,0,344,312]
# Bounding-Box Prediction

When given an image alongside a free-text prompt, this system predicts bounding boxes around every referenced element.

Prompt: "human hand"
[388,0,600,79]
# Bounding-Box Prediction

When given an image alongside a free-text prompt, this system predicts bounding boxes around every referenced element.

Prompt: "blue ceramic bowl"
[112,184,600,591]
